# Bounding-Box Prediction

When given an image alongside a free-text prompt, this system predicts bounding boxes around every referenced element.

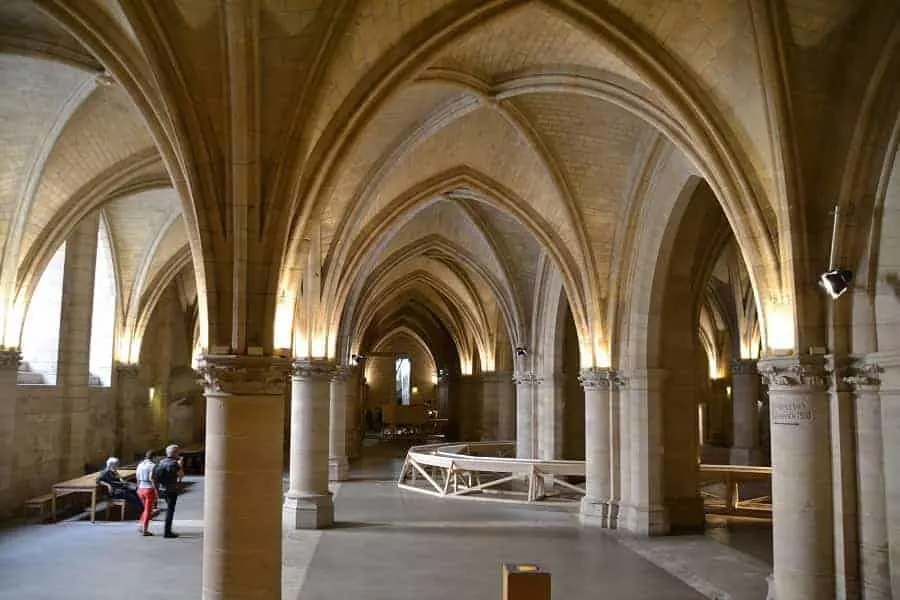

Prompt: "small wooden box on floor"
[501,563,551,600]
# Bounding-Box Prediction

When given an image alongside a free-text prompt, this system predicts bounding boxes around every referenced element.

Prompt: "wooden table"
[51,469,136,524]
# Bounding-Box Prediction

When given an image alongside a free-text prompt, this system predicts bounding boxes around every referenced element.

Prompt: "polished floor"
[0,444,770,599]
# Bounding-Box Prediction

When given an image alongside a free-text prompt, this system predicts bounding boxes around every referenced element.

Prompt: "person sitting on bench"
[96,457,142,513]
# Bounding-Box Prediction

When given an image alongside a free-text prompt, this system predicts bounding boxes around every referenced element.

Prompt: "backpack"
[155,457,179,486]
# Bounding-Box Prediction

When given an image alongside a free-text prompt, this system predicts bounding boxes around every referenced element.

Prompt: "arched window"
[21,242,66,385]
[89,217,116,386]
[395,355,411,406]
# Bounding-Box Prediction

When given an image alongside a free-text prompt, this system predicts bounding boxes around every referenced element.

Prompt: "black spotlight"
[819,269,853,299]
[819,206,854,300]
[515,346,528,357]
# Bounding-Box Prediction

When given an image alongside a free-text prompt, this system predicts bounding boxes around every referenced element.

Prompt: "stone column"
[480,372,501,440]
[759,356,834,600]
[730,358,762,465]
[283,359,334,529]
[609,374,624,528]
[846,362,890,598]
[514,372,540,459]
[436,373,451,419]
[536,373,565,459]
[458,374,480,441]
[619,369,668,535]
[875,352,900,596]
[496,373,516,441]
[344,365,360,460]
[113,362,141,460]
[198,355,287,600]
[580,367,614,527]
[329,367,349,481]
[58,213,98,477]
[0,349,21,516]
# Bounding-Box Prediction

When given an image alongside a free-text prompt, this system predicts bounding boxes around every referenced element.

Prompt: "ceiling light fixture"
[819,206,853,299]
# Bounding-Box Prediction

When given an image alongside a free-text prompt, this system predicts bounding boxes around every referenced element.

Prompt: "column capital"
[513,371,542,386]
[578,367,625,389]
[0,348,21,370]
[730,358,758,375]
[198,354,290,395]
[480,370,513,384]
[291,358,336,381]
[618,368,665,389]
[113,361,140,377]
[842,362,882,389]
[758,355,827,390]
[330,365,352,383]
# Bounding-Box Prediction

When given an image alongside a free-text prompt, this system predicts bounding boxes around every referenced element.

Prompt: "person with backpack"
[155,444,184,538]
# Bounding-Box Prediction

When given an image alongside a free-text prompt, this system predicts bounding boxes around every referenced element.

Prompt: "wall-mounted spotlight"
[819,206,853,299]
[515,346,528,357]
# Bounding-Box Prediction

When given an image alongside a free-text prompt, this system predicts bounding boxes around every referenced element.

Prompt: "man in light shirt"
[135,450,157,536]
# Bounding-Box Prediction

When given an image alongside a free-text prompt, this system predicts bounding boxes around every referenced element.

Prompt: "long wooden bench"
[25,491,74,522]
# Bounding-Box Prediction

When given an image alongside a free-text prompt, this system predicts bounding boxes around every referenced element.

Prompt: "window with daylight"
[21,242,66,385]
[395,355,411,406]
[88,218,116,386]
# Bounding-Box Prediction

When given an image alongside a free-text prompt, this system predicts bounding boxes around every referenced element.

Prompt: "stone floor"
[0,443,771,599]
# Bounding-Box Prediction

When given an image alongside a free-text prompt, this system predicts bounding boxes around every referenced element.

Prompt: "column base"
[580,496,615,528]
[329,457,349,481]
[618,503,669,536]
[283,493,333,529]
[729,446,765,466]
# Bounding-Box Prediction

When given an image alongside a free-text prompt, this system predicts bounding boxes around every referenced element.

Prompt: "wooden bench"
[25,491,74,522]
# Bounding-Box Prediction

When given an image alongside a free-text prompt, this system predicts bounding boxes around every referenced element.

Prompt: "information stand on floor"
[502,563,550,600]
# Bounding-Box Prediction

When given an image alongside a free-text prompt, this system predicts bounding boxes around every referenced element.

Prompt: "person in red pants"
[135,450,158,536]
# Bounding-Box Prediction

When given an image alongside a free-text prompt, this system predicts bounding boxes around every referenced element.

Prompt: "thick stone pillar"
[610,374,624,528]
[436,374,451,419]
[480,372,501,440]
[730,358,762,465]
[458,374,480,441]
[0,349,21,516]
[113,362,142,460]
[345,365,360,460]
[496,373,516,441]
[580,368,614,527]
[284,359,334,529]
[329,367,349,481]
[846,362,890,599]
[513,372,539,459]
[536,373,565,459]
[198,355,287,600]
[759,356,834,600]
[619,369,668,535]
[58,213,98,477]
[875,352,900,596]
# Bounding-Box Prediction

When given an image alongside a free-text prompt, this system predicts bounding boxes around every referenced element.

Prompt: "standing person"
[155,444,183,539]
[135,450,157,536]
[96,457,143,513]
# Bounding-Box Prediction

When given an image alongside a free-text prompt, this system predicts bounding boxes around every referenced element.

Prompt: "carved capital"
[758,357,827,389]
[730,358,758,376]
[331,365,352,383]
[113,361,140,377]
[843,362,882,388]
[197,355,290,395]
[0,348,21,370]
[291,359,336,381]
[513,371,542,386]
[579,368,614,390]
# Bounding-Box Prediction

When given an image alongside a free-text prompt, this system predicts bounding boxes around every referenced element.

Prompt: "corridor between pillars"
[198,355,288,600]
[730,359,762,465]
[758,356,834,600]
[537,374,565,459]
[284,359,335,529]
[579,368,619,528]
[513,372,540,458]
[329,367,349,481]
